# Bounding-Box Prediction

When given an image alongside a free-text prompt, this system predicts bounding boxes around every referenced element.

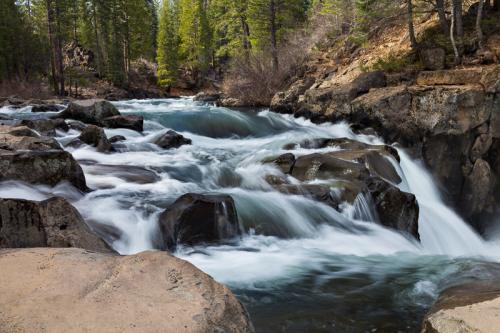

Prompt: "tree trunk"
[46,0,59,94]
[91,0,104,77]
[54,0,65,95]
[436,0,449,35]
[476,0,485,49]
[454,0,464,39]
[451,0,461,64]
[494,0,500,11]
[269,0,278,72]
[408,0,418,49]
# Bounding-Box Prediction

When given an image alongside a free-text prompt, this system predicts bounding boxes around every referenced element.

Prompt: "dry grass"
[0,79,54,99]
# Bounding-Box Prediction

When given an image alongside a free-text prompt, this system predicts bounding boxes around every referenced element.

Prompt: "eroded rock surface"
[0,248,254,333]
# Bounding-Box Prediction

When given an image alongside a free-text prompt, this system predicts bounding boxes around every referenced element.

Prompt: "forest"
[2,0,498,100]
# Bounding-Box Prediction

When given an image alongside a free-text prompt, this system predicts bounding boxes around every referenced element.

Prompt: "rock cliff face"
[271,65,500,232]
[0,248,254,333]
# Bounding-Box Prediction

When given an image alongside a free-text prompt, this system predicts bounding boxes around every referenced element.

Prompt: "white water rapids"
[2,98,500,332]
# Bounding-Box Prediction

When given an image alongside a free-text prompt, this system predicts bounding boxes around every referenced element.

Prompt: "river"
[2,98,500,332]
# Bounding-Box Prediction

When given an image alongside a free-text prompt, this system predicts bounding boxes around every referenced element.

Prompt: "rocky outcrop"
[421,282,500,333]
[266,138,419,238]
[0,125,88,191]
[0,248,254,333]
[59,99,120,125]
[271,65,500,232]
[0,197,110,252]
[157,193,242,250]
[154,130,192,149]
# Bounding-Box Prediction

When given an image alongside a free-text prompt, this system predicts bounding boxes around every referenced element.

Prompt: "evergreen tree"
[157,0,180,87]
[247,0,309,70]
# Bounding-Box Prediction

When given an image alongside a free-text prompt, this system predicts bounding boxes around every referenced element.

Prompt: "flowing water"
[2,98,500,332]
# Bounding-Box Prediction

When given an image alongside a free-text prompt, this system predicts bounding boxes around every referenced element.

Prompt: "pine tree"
[157,0,180,87]
[247,0,308,70]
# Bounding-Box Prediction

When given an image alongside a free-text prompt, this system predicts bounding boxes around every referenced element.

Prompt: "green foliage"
[370,52,421,73]
[157,0,180,87]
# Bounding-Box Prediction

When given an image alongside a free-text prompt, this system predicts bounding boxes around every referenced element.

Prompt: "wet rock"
[218,97,246,108]
[422,281,500,333]
[67,119,88,131]
[82,164,160,184]
[422,133,472,203]
[291,153,369,182]
[270,153,296,174]
[460,159,494,218]
[330,150,402,184]
[0,248,254,333]
[0,150,88,191]
[78,125,112,152]
[109,135,126,143]
[31,104,63,112]
[157,193,241,250]
[101,115,144,132]
[365,177,419,239]
[154,130,192,149]
[274,184,341,209]
[0,197,111,252]
[419,48,446,70]
[194,91,221,103]
[20,118,69,136]
[59,99,120,125]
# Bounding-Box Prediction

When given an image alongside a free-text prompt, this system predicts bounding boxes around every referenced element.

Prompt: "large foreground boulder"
[0,248,254,333]
[0,197,110,252]
[421,282,500,333]
[158,193,241,250]
[59,99,120,125]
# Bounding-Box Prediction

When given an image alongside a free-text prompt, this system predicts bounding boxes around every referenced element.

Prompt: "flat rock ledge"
[0,248,254,333]
[421,282,500,333]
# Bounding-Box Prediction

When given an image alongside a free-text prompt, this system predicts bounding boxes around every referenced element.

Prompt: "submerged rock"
[157,193,241,250]
[82,163,160,184]
[154,130,192,149]
[0,248,254,333]
[0,197,110,252]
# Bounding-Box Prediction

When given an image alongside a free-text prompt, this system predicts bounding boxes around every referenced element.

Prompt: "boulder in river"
[101,115,144,132]
[78,124,113,152]
[0,248,254,333]
[31,104,63,112]
[109,135,127,143]
[20,118,69,136]
[59,99,120,125]
[0,150,88,191]
[154,130,192,149]
[0,125,88,191]
[365,177,419,239]
[0,197,111,252]
[291,152,370,182]
[158,193,241,250]
[82,163,160,184]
